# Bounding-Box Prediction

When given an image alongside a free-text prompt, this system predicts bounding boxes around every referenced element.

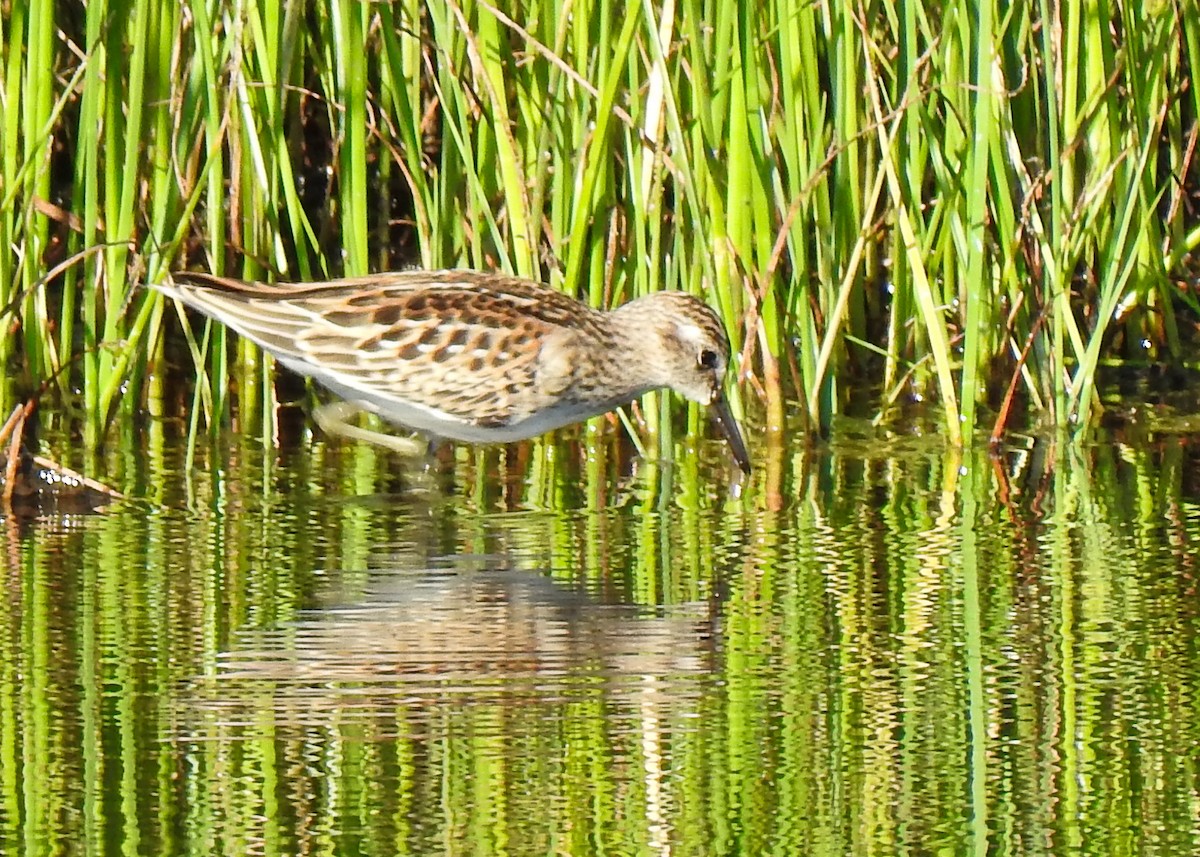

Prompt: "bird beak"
[710,391,752,475]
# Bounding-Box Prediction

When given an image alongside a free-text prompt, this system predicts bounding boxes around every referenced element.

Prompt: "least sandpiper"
[155,270,752,473]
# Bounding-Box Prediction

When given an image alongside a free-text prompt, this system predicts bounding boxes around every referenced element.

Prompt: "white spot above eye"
[675,322,703,342]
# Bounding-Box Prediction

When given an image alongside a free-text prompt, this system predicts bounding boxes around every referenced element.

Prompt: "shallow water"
[2,420,1199,856]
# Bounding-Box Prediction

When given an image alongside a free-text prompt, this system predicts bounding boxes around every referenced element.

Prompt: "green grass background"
[2,0,1198,454]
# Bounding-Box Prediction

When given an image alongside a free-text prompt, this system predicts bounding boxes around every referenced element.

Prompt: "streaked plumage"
[154,269,752,473]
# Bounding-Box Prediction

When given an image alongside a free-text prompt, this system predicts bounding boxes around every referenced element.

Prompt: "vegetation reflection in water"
[1,426,1199,856]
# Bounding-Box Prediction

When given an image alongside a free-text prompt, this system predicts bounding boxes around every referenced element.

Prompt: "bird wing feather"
[159,272,592,429]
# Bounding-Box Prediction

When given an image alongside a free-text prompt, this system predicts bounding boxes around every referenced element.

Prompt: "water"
[2,422,1199,855]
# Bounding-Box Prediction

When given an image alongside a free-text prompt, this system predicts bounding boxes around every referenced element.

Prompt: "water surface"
[2,423,1198,855]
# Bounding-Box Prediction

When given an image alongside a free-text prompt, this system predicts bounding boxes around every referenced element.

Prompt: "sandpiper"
[155,270,752,473]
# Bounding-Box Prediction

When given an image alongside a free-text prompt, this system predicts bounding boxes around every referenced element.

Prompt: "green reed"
[1,0,1197,458]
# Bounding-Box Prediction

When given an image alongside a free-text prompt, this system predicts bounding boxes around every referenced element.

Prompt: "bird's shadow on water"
[174,551,722,739]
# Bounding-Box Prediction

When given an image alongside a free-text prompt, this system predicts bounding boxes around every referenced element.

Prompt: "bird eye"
[698,349,719,370]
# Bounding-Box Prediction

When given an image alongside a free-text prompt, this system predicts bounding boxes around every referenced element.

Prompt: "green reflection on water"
[1,427,1199,856]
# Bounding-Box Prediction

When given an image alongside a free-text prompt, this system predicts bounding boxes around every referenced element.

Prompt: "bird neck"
[603,297,675,389]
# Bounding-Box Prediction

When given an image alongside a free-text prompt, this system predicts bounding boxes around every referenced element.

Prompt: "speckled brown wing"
[160,271,600,429]
[302,287,582,427]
